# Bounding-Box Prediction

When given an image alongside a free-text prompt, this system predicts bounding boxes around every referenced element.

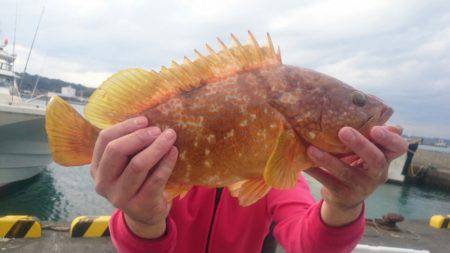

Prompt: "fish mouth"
[359,106,393,133]
[378,106,394,125]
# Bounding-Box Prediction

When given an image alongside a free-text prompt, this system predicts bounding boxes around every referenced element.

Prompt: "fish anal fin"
[84,32,282,129]
[228,179,270,207]
[263,128,306,189]
[227,180,245,198]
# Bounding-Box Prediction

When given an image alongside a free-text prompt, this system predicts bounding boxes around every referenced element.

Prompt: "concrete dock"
[413,149,450,171]
[407,148,450,190]
[1,220,448,252]
[358,219,449,253]
[0,221,115,252]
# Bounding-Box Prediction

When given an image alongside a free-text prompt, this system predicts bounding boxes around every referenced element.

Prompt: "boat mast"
[17,6,45,98]
[11,0,19,101]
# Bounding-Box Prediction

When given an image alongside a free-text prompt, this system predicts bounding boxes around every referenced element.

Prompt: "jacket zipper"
[205,188,223,253]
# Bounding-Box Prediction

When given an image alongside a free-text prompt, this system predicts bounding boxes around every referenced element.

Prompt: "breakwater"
[408,147,450,191]
[413,149,450,171]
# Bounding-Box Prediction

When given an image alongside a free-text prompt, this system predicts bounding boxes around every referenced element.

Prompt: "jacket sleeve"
[267,175,365,253]
[109,209,177,253]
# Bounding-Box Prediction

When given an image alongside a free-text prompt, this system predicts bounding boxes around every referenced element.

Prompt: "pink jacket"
[109,176,365,253]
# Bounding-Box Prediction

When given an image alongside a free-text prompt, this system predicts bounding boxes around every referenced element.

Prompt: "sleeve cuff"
[109,209,177,253]
[314,199,365,235]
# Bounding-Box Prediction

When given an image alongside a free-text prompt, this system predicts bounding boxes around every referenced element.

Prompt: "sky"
[0,0,449,139]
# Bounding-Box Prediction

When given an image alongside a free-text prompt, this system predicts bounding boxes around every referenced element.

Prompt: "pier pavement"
[0,220,448,252]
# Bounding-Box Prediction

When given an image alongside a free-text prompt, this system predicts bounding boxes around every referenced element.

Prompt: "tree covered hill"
[18,73,95,98]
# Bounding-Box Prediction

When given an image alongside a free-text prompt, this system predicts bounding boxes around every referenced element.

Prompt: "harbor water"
[419,144,450,154]
[0,163,448,221]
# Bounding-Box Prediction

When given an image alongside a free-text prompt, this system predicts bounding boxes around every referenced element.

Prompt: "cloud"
[13,45,111,86]
[0,0,449,138]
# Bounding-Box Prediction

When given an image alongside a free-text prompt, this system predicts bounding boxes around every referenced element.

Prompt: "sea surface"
[0,163,448,221]
[419,144,450,153]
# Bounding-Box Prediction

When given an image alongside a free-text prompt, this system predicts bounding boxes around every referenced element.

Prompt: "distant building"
[61,86,76,98]
[46,86,86,105]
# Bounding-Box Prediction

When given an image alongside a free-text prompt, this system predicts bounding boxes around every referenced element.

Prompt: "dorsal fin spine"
[173,61,196,86]
[195,49,217,80]
[230,33,242,47]
[276,45,282,63]
[217,37,243,69]
[183,56,204,81]
[231,33,252,69]
[266,33,275,56]
[216,38,235,62]
[205,43,216,54]
[247,31,264,64]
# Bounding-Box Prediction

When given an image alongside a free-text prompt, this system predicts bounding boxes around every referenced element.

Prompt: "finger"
[386,125,403,135]
[95,126,162,189]
[113,131,177,203]
[307,146,357,186]
[338,127,387,177]
[133,146,178,201]
[92,116,148,168]
[304,167,345,193]
[370,126,408,161]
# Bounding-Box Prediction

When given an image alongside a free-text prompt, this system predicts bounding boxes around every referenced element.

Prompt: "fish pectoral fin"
[263,128,306,189]
[228,179,271,207]
[164,185,192,201]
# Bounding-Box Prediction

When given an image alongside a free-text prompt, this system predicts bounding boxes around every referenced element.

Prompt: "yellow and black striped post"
[70,216,110,237]
[429,214,450,229]
[0,215,41,238]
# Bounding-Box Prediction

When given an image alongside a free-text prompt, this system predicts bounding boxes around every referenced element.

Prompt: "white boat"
[0,39,51,187]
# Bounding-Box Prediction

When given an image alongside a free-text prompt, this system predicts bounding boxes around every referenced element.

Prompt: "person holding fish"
[45,32,408,253]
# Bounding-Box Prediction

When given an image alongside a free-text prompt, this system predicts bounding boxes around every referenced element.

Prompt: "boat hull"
[0,105,51,187]
[387,153,407,184]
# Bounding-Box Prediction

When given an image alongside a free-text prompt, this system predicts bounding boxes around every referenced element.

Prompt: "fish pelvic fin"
[84,31,282,129]
[45,96,99,166]
[164,184,192,201]
[228,179,271,207]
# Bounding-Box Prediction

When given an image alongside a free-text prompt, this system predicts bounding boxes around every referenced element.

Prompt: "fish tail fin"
[45,96,100,166]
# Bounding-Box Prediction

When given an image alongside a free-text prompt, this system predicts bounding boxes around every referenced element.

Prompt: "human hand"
[305,125,408,226]
[90,116,178,238]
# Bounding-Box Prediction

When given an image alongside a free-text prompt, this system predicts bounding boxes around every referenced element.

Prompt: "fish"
[45,31,393,206]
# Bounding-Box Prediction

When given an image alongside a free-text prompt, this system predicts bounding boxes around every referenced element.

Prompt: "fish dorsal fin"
[84,31,282,128]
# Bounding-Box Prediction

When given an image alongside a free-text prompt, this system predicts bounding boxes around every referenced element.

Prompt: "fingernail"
[147,127,161,137]
[341,127,356,143]
[134,116,147,126]
[373,127,386,140]
[309,146,324,159]
[163,129,176,140]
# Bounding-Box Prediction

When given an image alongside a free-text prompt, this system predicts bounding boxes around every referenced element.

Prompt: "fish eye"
[351,91,367,107]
